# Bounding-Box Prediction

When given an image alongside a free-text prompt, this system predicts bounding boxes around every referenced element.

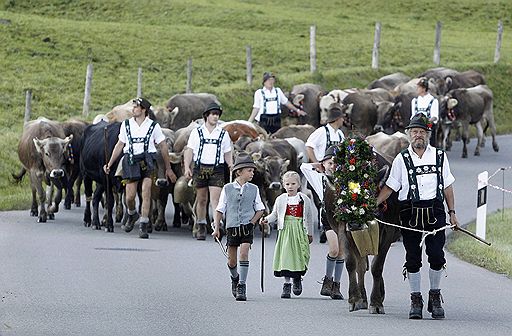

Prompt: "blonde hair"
[282,171,301,185]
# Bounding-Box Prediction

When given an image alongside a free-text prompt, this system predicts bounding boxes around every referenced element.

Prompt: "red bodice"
[285,203,304,217]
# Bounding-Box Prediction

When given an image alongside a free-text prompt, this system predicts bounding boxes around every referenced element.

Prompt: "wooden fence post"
[246,45,253,86]
[310,25,317,73]
[137,67,142,97]
[186,57,192,94]
[372,22,382,69]
[82,63,93,117]
[433,21,442,65]
[494,19,503,64]
[24,89,32,124]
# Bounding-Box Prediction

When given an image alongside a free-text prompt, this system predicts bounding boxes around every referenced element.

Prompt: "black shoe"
[231,275,239,298]
[139,221,149,239]
[427,289,445,319]
[236,283,247,301]
[330,281,343,300]
[125,212,139,233]
[319,231,327,244]
[281,283,292,299]
[292,277,302,296]
[409,292,423,319]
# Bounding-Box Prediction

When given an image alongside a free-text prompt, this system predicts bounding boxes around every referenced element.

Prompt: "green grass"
[1,0,511,210]
[447,208,512,278]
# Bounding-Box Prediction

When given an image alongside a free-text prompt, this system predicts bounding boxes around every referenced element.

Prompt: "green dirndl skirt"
[273,215,310,278]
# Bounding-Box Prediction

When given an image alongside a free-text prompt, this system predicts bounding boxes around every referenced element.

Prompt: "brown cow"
[271,124,316,143]
[220,120,267,142]
[281,83,325,127]
[18,118,73,222]
[157,93,220,130]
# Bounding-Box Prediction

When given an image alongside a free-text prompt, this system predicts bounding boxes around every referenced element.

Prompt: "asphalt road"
[1,135,511,336]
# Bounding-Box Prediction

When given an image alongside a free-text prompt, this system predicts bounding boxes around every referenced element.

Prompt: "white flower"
[359,208,365,215]
[337,199,343,204]
[365,195,369,199]
[346,209,352,213]
[349,165,355,171]
[411,185,416,190]
[409,169,413,175]
[351,205,357,211]
[341,190,346,195]
[364,174,369,178]
[349,150,355,154]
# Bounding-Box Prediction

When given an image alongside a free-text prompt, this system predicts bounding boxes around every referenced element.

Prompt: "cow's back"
[167,93,219,130]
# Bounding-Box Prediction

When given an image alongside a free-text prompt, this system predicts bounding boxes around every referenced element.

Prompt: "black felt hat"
[262,72,275,85]
[417,77,429,90]
[320,145,336,162]
[406,113,432,131]
[203,102,223,117]
[133,97,152,111]
[326,105,344,123]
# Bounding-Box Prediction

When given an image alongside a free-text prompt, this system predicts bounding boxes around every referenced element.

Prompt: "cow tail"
[12,167,27,184]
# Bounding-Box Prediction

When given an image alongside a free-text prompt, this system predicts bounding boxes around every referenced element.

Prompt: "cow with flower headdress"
[323,133,405,313]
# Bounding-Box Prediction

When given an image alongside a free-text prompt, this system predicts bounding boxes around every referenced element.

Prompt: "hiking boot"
[139,221,149,239]
[330,281,344,300]
[292,277,302,296]
[320,276,333,296]
[427,289,445,319]
[125,212,139,233]
[409,292,423,319]
[197,223,207,240]
[236,283,247,301]
[231,275,239,298]
[281,283,292,299]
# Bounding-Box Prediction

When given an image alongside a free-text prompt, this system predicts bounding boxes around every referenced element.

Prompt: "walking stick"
[103,126,112,232]
[260,218,265,293]
[455,226,491,246]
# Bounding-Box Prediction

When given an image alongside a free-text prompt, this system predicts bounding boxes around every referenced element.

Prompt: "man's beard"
[412,138,426,149]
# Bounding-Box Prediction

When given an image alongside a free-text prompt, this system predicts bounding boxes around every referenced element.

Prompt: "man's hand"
[449,213,460,230]
[166,168,177,183]
[308,235,313,244]
[184,167,192,180]
[212,224,220,239]
[296,109,307,117]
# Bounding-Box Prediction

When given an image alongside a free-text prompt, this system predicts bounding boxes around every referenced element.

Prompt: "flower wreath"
[332,137,379,230]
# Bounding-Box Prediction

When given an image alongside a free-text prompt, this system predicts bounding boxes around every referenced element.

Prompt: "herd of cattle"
[11,66,500,313]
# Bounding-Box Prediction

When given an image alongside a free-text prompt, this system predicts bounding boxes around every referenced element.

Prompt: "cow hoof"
[115,214,123,223]
[474,151,480,156]
[172,220,181,228]
[83,221,91,227]
[64,202,71,210]
[38,216,47,223]
[48,213,55,220]
[462,153,467,158]
[162,224,168,232]
[147,225,153,234]
[369,305,385,314]
[493,144,499,152]
[105,226,114,233]
[30,209,38,217]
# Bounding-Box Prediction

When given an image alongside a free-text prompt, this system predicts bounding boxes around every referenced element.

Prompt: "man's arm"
[248,107,259,123]
[183,147,193,179]
[285,102,306,116]
[444,184,459,228]
[158,140,177,183]
[306,146,318,163]
[377,185,394,206]
[104,140,125,173]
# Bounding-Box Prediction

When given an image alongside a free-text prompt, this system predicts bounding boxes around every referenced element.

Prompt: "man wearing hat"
[213,153,265,301]
[248,72,307,134]
[377,113,460,320]
[105,97,177,239]
[305,104,345,243]
[411,77,439,147]
[184,102,233,240]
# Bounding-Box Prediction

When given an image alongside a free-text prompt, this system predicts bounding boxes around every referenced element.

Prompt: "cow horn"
[447,98,458,109]
[345,103,354,116]
[251,152,262,162]
[292,94,304,106]
[33,138,43,154]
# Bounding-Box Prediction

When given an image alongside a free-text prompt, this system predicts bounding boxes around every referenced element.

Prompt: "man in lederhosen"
[411,77,439,147]
[305,105,345,243]
[248,72,306,134]
[377,114,460,320]
[105,97,177,239]
[184,103,233,240]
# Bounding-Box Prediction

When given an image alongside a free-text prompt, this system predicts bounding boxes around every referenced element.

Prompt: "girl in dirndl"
[262,171,314,299]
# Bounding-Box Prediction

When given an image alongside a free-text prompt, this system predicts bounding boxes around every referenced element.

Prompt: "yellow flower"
[348,181,361,194]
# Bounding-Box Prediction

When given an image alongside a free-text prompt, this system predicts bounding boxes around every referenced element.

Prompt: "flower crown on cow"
[332,137,379,230]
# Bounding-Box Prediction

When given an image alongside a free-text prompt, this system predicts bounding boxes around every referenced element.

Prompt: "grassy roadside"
[447,208,512,279]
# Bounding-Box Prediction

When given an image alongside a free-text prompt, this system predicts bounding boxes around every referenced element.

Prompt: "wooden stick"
[455,226,491,246]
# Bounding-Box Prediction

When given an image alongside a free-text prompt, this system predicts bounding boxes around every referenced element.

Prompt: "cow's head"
[33,135,73,179]
[373,101,395,134]
[160,106,179,129]
[253,154,289,190]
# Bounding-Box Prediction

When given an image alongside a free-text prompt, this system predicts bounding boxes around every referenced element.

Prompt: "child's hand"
[260,217,268,226]
[308,235,313,244]
[212,224,220,239]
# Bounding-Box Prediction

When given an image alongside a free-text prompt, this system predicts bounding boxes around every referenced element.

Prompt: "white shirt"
[300,163,324,202]
[119,117,165,155]
[411,93,439,123]
[386,145,455,201]
[186,124,232,165]
[305,124,345,161]
[252,86,289,121]
[216,180,265,214]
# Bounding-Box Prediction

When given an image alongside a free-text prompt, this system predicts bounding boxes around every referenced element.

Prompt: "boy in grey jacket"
[213,154,265,301]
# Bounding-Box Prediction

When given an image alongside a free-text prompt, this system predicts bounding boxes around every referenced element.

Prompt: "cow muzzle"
[269,182,282,190]
[156,178,169,188]
[50,169,65,178]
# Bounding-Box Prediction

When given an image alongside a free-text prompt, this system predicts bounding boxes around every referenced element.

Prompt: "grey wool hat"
[232,153,257,172]
[320,145,337,162]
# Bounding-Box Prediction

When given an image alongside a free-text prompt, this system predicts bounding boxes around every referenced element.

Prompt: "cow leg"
[155,186,169,232]
[83,176,93,227]
[105,183,115,233]
[345,235,363,312]
[64,178,73,210]
[172,202,182,228]
[486,114,500,152]
[356,257,368,310]
[114,191,124,223]
[49,180,65,219]
[32,171,47,223]
[474,121,484,156]
[30,176,38,217]
[45,184,55,220]
[74,175,82,207]
[461,123,469,158]
[91,184,104,230]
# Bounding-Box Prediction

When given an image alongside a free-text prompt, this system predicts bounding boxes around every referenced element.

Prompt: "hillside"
[0,0,511,210]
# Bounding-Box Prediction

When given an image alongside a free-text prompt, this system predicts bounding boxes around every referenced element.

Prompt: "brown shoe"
[320,276,333,296]
[197,223,207,240]
[330,281,344,300]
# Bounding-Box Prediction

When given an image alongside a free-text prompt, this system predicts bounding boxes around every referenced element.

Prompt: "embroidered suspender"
[125,119,157,165]
[324,125,343,153]
[401,148,445,202]
[195,127,226,167]
[414,97,435,118]
[260,88,280,115]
